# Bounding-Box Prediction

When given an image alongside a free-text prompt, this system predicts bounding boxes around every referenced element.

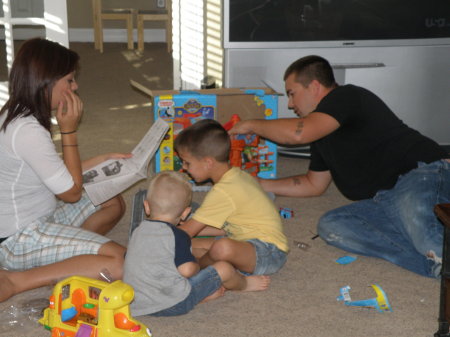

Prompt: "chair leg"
[137,16,144,52]
[127,15,134,50]
[98,18,104,53]
[92,0,101,50]
[166,18,171,53]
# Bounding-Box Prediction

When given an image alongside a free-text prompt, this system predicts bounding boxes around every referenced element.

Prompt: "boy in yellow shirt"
[176,119,288,276]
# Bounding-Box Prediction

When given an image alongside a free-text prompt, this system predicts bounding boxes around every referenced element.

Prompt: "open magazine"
[82,118,169,205]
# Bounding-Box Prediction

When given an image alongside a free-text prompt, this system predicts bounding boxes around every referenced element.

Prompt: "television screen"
[225,0,450,48]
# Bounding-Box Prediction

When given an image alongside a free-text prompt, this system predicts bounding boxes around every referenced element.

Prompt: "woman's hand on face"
[56,90,83,133]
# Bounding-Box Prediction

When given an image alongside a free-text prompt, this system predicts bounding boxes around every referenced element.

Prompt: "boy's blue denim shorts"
[214,236,287,275]
[246,239,287,275]
[150,265,222,317]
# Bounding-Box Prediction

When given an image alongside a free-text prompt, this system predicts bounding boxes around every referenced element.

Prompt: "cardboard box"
[130,81,280,179]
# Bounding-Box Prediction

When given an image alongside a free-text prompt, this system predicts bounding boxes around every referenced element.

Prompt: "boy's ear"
[180,206,192,221]
[204,156,214,168]
[143,200,151,217]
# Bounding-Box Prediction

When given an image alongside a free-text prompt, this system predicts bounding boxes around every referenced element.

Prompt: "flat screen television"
[223,0,450,48]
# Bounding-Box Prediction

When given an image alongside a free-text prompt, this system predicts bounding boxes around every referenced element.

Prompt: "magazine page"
[83,118,169,205]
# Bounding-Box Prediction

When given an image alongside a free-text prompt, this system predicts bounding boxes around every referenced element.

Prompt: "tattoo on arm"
[292,177,301,185]
[295,119,304,135]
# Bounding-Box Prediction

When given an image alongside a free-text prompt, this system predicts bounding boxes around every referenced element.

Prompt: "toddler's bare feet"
[0,270,16,302]
[201,286,226,303]
[242,275,271,292]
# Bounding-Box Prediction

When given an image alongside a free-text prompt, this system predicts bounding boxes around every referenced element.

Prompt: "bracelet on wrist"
[60,130,77,135]
[62,144,78,147]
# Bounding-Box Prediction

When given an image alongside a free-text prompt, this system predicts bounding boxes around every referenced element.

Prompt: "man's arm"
[228,113,340,145]
[259,169,332,197]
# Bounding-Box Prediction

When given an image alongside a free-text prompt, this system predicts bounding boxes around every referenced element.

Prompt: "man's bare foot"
[200,286,226,303]
[0,270,16,302]
[242,275,271,292]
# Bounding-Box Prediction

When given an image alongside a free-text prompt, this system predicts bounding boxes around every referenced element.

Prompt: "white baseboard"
[0,27,166,43]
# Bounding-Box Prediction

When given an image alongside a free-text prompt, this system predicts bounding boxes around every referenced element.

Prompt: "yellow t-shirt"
[193,167,289,253]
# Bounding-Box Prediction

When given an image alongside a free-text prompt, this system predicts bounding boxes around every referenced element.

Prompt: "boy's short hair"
[146,171,192,218]
[174,119,230,163]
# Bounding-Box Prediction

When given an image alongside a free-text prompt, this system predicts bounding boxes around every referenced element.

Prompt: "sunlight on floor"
[121,50,144,63]
[109,102,152,111]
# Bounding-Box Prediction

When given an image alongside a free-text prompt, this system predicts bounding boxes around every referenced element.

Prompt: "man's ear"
[180,206,192,222]
[312,79,328,99]
[310,79,321,92]
[143,200,151,217]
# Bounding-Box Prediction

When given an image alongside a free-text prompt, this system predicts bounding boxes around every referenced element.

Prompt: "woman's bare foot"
[200,286,226,303]
[241,275,271,292]
[0,270,16,302]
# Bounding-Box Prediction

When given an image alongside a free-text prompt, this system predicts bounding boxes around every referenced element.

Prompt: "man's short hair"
[174,119,230,163]
[283,55,336,88]
[146,171,192,218]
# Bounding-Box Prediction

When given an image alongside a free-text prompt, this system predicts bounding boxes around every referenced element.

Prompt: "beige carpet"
[0,42,440,337]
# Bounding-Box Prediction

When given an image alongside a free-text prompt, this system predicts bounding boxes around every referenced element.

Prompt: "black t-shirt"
[309,84,448,200]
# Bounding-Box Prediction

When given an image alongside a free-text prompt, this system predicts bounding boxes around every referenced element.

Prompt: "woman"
[0,38,128,302]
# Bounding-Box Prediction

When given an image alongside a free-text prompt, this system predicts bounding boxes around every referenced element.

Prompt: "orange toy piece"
[224,114,245,168]
[114,312,141,331]
[222,113,241,131]
[230,138,246,168]
[224,114,261,176]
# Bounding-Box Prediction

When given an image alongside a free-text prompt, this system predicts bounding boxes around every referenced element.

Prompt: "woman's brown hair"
[0,37,79,132]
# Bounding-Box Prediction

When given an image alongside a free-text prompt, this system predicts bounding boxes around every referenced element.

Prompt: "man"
[229,55,450,278]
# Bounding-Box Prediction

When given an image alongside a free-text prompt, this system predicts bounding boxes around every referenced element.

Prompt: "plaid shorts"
[0,193,110,270]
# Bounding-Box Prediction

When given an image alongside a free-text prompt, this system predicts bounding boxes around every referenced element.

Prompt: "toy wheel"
[51,328,61,337]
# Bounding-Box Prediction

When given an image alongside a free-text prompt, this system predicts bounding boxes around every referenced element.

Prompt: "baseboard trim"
[0,27,166,43]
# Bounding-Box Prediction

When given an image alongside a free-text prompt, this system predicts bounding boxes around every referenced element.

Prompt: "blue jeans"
[150,266,222,316]
[318,160,450,278]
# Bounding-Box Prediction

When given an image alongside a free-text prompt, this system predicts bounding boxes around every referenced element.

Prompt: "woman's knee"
[98,241,126,259]
[101,195,126,219]
[98,241,126,279]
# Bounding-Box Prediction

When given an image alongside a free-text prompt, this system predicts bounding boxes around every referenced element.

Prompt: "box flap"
[130,79,282,98]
